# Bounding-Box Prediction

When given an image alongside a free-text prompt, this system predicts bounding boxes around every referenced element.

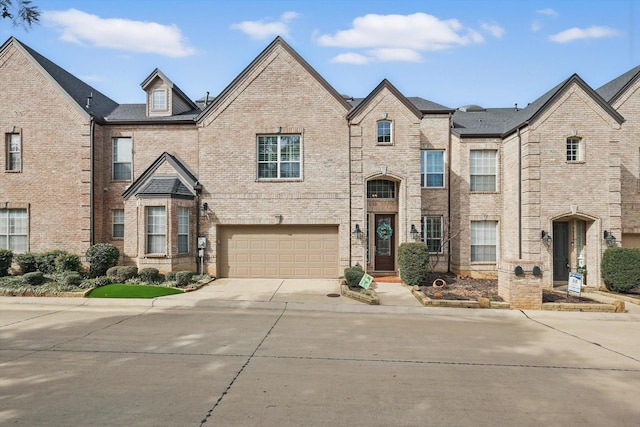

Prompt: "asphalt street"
[1,298,640,426]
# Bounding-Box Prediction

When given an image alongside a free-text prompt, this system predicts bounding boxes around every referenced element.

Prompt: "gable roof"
[122,152,199,200]
[1,37,119,120]
[347,79,424,121]
[596,64,640,104]
[453,74,624,137]
[141,68,199,111]
[197,36,352,121]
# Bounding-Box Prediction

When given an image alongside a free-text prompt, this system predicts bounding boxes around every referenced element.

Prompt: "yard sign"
[358,273,373,290]
[568,272,583,296]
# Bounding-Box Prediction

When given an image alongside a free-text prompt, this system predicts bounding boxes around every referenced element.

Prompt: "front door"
[374,214,395,271]
[553,222,569,283]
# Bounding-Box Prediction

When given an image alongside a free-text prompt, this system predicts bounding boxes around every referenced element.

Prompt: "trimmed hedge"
[0,249,12,277]
[397,242,430,286]
[85,244,120,277]
[63,273,83,287]
[175,271,194,287]
[140,268,161,284]
[37,250,68,274]
[601,247,640,293]
[23,271,45,286]
[344,266,365,287]
[15,252,38,274]
[55,253,82,273]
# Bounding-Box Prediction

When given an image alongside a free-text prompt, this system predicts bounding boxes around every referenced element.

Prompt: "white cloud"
[42,9,196,58]
[231,11,299,39]
[537,8,559,17]
[531,20,542,32]
[549,26,622,43]
[480,22,505,39]
[331,52,371,64]
[317,13,486,64]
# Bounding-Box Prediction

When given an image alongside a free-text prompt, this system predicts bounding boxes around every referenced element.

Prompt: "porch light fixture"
[604,230,617,247]
[410,224,419,241]
[201,202,208,212]
[541,230,552,244]
[352,224,363,241]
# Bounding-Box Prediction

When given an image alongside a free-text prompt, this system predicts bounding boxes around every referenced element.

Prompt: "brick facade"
[2,36,639,287]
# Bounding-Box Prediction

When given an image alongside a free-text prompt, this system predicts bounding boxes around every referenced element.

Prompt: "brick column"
[498,259,543,310]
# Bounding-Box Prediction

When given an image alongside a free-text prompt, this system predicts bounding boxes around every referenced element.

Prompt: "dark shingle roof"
[596,65,640,103]
[105,104,200,122]
[138,177,194,199]
[15,38,119,119]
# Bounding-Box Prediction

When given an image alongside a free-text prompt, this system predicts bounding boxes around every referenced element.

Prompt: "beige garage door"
[219,225,339,278]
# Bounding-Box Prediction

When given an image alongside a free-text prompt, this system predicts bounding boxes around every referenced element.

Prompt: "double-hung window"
[152,89,167,110]
[470,150,497,192]
[0,209,28,253]
[146,207,166,254]
[471,220,497,262]
[377,120,392,144]
[421,150,445,188]
[566,137,583,162]
[178,207,189,254]
[6,133,21,171]
[113,137,132,181]
[112,209,124,239]
[257,135,301,179]
[421,216,443,253]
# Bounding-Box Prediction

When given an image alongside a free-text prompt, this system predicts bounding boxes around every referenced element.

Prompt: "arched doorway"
[552,217,590,285]
[366,178,399,272]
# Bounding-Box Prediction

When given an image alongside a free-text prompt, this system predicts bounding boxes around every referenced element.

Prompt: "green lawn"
[86,284,184,298]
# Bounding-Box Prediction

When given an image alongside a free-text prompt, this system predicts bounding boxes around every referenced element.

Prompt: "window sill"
[422,186,446,190]
[144,254,167,258]
[4,169,21,173]
[256,178,303,182]
[566,161,585,164]
[376,142,394,146]
[470,261,497,265]
[470,191,499,194]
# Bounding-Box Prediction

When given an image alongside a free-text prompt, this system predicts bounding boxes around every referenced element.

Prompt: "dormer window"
[377,120,392,144]
[152,89,167,110]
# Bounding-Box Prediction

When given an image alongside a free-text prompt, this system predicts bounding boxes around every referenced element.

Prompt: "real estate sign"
[568,272,583,296]
[358,273,373,290]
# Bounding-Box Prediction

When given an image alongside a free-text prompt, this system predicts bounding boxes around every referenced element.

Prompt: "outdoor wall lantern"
[201,202,208,212]
[604,230,617,247]
[514,265,524,276]
[410,224,419,241]
[352,224,363,241]
[541,230,552,244]
[532,266,542,277]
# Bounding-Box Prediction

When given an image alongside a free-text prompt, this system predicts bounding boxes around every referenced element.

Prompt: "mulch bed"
[418,272,602,304]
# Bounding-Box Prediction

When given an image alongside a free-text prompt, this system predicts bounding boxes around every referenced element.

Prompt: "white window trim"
[112,209,124,239]
[421,150,445,188]
[470,149,497,192]
[376,120,393,145]
[566,136,585,163]
[146,206,166,255]
[256,134,302,181]
[0,208,28,253]
[6,133,21,172]
[470,220,498,263]
[421,215,443,254]
[112,137,132,181]
[152,89,168,111]
[178,207,189,254]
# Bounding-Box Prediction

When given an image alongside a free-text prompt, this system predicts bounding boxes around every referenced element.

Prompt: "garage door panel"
[219,225,339,278]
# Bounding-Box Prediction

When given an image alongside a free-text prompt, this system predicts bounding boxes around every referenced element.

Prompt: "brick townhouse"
[1,35,639,289]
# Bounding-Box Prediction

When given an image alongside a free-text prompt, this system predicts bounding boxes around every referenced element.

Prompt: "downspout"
[348,120,353,268]
[517,126,522,259]
[89,115,95,246]
[194,181,202,274]
[447,112,453,273]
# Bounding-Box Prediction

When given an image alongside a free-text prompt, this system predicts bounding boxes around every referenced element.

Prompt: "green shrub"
[601,247,640,293]
[175,271,194,287]
[85,244,120,277]
[63,273,83,287]
[0,249,12,277]
[15,252,38,274]
[23,271,45,286]
[118,266,138,281]
[344,266,365,287]
[165,271,177,281]
[140,268,161,283]
[397,242,430,286]
[37,250,68,274]
[106,266,120,278]
[55,253,82,273]
[81,276,115,289]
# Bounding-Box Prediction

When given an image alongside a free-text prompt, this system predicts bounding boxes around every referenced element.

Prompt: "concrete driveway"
[158,278,424,308]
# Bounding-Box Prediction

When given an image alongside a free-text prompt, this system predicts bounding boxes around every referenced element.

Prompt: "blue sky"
[2,0,638,108]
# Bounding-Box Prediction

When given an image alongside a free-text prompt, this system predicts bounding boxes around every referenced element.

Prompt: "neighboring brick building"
[1,36,639,289]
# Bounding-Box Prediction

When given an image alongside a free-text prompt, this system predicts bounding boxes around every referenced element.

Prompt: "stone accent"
[498,259,543,310]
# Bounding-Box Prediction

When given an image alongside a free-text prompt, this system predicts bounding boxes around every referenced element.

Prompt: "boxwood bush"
[55,253,82,273]
[37,250,68,274]
[397,242,430,286]
[139,268,161,283]
[601,247,640,293]
[23,271,45,286]
[0,249,12,277]
[15,252,38,274]
[85,244,120,277]
[175,271,194,287]
[63,273,83,287]
[344,266,365,287]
